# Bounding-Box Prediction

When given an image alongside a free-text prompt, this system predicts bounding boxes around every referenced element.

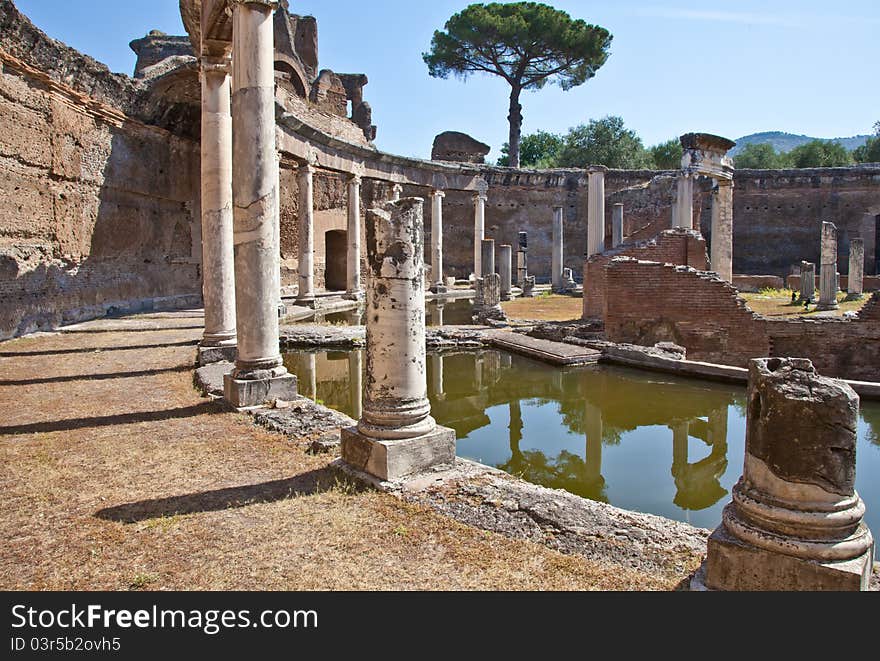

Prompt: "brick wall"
[602,259,880,380]
[583,229,708,318]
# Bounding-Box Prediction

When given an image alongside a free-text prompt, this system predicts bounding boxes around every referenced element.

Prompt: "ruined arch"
[274,56,308,98]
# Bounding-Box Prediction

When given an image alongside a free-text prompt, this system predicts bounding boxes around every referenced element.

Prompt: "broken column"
[673,174,694,230]
[224,0,297,408]
[296,163,315,306]
[800,261,816,302]
[430,190,445,293]
[473,188,487,278]
[198,51,237,365]
[346,174,362,299]
[587,168,606,256]
[481,238,495,277]
[516,231,528,286]
[341,198,456,481]
[702,357,874,591]
[551,205,564,292]
[847,238,865,300]
[499,244,512,301]
[475,239,504,321]
[612,203,624,248]
[818,221,840,311]
[710,180,734,283]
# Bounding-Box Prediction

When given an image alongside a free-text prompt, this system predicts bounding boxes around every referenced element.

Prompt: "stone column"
[612,203,624,249]
[674,173,694,230]
[847,238,865,300]
[224,0,297,408]
[551,205,564,291]
[481,238,495,276]
[702,358,873,591]
[391,183,403,201]
[198,52,237,365]
[346,174,362,298]
[818,221,839,310]
[516,231,528,286]
[296,163,315,305]
[499,244,512,301]
[348,350,362,420]
[430,190,445,293]
[587,169,606,256]
[473,191,487,278]
[340,198,456,481]
[800,261,816,302]
[710,180,734,283]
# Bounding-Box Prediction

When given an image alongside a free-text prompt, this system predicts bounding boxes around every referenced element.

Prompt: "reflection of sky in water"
[285,348,880,533]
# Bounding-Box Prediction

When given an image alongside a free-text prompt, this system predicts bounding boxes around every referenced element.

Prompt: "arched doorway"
[325,230,347,291]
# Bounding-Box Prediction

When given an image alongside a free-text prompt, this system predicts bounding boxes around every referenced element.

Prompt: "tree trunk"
[507,84,523,168]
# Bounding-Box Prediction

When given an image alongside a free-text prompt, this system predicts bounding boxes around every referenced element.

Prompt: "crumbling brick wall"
[583,229,708,318]
[0,35,200,340]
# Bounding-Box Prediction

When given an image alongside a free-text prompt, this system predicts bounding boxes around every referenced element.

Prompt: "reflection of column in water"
[509,399,523,455]
[348,350,363,419]
[671,421,689,474]
[301,352,317,400]
[552,369,563,393]
[707,406,729,452]
[483,351,501,384]
[584,402,603,484]
[431,353,444,399]
[500,352,512,369]
[434,303,444,327]
[473,353,483,390]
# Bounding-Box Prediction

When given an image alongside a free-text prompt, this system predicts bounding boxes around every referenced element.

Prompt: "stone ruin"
[431,131,491,164]
[698,357,874,591]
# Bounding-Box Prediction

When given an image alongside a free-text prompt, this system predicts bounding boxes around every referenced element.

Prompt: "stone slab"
[702,524,874,591]
[223,373,298,409]
[197,344,237,366]
[340,425,456,481]
[194,360,232,397]
[487,331,601,366]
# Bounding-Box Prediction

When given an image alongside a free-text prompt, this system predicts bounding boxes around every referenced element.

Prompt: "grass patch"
[741,288,868,318]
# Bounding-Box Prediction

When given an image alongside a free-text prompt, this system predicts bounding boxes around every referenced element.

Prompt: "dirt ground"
[502,294,583,321]
[0,311,678,591]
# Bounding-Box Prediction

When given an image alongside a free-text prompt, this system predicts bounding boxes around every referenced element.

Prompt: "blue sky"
[15,0,880,161]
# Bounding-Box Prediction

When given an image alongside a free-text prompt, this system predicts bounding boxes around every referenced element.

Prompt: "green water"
[283,348,880,532]
[293,298,474,327]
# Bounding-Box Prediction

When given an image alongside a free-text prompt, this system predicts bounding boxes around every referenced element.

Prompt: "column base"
[296,296,316,309]
[198,343,237,366]
[845,293,864,302]
[223,372,298,409]
[343,290,364,301]
[340,424,456,481]
[429,284,448,295]
[500,292,511,301]
[701,523,874,591]
[816,301,840,311]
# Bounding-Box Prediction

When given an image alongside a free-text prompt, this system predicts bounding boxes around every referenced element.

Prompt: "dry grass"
[502,294,583,322]
[741,289,867,319]
[0,313,676,591]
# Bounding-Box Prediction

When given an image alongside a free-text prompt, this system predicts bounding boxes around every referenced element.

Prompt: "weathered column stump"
[700,357,874,591]
[340,198,456,481]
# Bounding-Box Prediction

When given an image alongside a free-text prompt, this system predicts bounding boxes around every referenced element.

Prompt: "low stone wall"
[786,274,880,293]
[583,229,708,318]
[732,275,785,292]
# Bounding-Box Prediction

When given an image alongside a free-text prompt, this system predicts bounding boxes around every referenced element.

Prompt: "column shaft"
[200,55,237,348]
[431,190,445,291]
[230,0,283,373]
[587,171,606,256]
[552,205,564,290]
[346,175,361,295]
[296,164,315,303]
[674,174,694,230]
[473,193,486,277]
[499,244,512,300]
[710,181,734,282]
[818,221,839,310]
[612,203,624,248]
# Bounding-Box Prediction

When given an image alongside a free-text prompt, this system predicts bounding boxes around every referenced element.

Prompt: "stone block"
[340,425,456,481]
[223,372,298,409]
[704,523,874,591]
[198,344,237,366]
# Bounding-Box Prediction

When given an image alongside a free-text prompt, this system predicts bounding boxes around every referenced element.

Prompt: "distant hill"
[730,131,870,155]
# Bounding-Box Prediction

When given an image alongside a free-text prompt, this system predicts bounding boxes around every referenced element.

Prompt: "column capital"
[553,205,564,212]
[201,54,231,75]
[348,173,362,186]
[473,191,488,202]
[391,183,404,193]
[431,189,446,199]
[297,162,315,177]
